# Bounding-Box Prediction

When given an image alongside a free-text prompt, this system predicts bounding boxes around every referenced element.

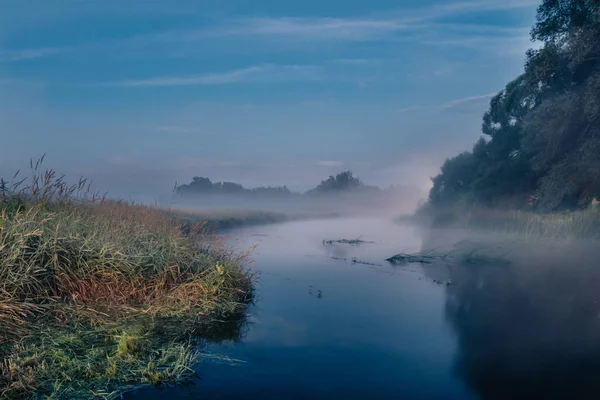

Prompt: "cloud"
[215,17,406,40]
[102,64,322,87]
[418,0,539,18]
[0,46,72,62]
[317,160,344,167]
[331,58,380,65]
[397,106,424,113]
[199,1,537,42]
[440,93,496,109]
[0,0,538,64]
[397,92,497,114]
[421,34,536,56]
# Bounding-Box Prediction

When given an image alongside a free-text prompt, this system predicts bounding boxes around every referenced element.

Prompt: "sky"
[0,0,540,199]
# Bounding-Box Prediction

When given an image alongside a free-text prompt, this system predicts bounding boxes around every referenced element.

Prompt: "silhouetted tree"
[428,0,600,212]
[307,171,366,194]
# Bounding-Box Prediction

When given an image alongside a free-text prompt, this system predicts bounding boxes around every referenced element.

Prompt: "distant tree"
[307,171,365,194]
[176,176,213,195]
[175,171,389,200]
[252,186,292,196]
[214,181,245,194]
[176,177,294,198]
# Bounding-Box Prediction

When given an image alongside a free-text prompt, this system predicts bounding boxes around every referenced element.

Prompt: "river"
[128,217,600,400]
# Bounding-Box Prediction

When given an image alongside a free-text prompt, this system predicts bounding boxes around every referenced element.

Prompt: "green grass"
[463,207,600,240]
[166,207,290,234]
[426,205,600,240]
[0,160,254,399]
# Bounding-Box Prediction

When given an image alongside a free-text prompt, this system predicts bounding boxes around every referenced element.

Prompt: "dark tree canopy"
[175,170,391,199]
[175,171,381,198]
[428,0,600,212]
[308,171,365,194]
[176,177,292,197]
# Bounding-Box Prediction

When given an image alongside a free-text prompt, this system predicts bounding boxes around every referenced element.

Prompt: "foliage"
[176,171,384,198]
[0,162,253,399]
[305,171,384,196]
[167,208,290,233]
[175,176,292,197]
[428,0,600,213]
[307,171,365,194]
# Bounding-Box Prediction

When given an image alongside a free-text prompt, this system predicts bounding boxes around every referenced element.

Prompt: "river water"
[129,217,600,400]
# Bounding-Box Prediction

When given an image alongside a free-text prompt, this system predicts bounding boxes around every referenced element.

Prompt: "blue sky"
[0,0,539,198]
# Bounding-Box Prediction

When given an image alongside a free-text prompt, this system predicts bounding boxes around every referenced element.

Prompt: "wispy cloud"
[440,92,496,109]
[317,160,344,167]
[331,58,380,65]
[215,17,407,40]
[416,0,539,18]
[398,92,497,114]
[0,0,538,63]
[0,46,72,62]
[201,0,537,41]
[102,64,321,87]
[397,106,423,113]
[421,34,536,56]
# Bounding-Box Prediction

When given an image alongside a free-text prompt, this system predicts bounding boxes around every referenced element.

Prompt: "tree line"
[175,171,387,197]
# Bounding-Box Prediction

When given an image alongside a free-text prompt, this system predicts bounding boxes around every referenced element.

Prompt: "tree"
[176,176,213,194]
[427,0,600,212]
[307,171,365,194]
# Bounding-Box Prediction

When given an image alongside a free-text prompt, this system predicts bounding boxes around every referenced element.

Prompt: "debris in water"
[308,286,324,299]
[331,256,348,262]
[323,236,375,246]
[351,257,381,267]
[385,253,446,265]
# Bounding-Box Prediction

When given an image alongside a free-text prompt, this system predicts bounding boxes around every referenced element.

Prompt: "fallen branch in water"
[323,236,375,246]
[351,258,381,266]
[385,253,447,265]
[331,256,348,262]
[386,245,512,267]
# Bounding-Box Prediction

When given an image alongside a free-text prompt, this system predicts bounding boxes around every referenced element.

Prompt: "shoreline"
[0,193,254,399]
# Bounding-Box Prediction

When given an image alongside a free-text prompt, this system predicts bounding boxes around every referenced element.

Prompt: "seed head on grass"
[0,158,254,399]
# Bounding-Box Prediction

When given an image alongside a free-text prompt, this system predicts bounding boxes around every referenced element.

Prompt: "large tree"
[428,0,600,212]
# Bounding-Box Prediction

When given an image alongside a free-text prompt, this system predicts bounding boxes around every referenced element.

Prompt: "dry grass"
[166,207,289,233]
[426,205,600,240]
[0,159,254,399]
[460,207,600,240]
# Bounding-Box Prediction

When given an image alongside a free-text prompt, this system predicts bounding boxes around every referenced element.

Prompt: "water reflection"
[422,233,600,400]
[129,219,600,399]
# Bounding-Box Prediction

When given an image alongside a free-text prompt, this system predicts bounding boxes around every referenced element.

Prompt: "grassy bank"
[0,170,253,399]
[463,208,600,240]
[167,207,289,233]
[417,205,600,240]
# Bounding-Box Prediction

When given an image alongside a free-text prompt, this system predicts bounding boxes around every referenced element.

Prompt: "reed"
[0,158,254,399]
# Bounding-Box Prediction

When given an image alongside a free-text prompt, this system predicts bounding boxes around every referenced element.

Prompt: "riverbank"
[0,181,253,399]
[405,205,600,241]
[166,207,348,234]
[166,208,290,233]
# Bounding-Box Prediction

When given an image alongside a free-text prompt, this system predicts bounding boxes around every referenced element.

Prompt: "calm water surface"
[130,217,600,400]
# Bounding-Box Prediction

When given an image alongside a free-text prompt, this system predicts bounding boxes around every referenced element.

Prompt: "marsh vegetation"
[0,162,253,399]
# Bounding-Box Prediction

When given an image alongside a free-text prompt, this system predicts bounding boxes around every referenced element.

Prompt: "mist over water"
[169,190,423,217]
[127,217,600,400]
[4,1,600,398]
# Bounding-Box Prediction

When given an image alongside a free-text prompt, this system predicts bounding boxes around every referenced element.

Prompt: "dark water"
[129,217,600,400]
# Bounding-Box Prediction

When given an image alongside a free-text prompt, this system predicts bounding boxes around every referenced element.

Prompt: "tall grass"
[431,206,600,240]
[167,207,289,233]
[0,159,253,399]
